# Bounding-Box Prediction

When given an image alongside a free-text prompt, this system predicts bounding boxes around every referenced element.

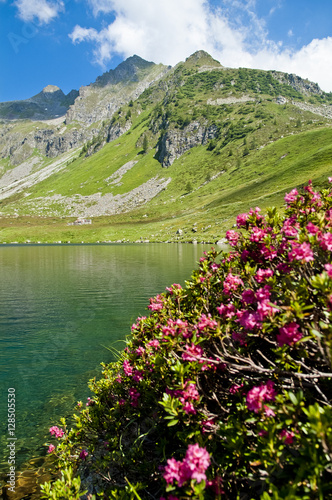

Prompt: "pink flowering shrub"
[44,180,332,499]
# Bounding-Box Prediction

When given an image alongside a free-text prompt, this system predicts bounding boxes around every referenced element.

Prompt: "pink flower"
[260,244,277,260]
[241,289,256,304]
[148,302,163,311]
[236,212,249,227]
[230,383,243,394]
[197,313,217,332]
[123,359,133,376]
[257,300,278,321]
[182,343,204,362]
[280,429,295,445]
[163,458,181,485]
[184,444,211,484]
[129,387,140,407]
[201,418,215,433]
[163,445,210,487]
[325,263,332,277]
[79,449,88,460]
[319,232,332,251]
[217,302,236,318]
[162,318,190,338]
[183,402,197,414]
[131,316,147,331]
[277,322,302,347]
[47,444,55,453]
[288,241,314,263]
[180,382,200,402]
[223,272,244,295]
[284,188,298,204]
[166,283,182,294]
[148,294,164,311]
[246,380,276,413]
[250,226,268,243]
[282,217,300,237]
[135,346,145,356]
[49,426,64,438]
[263,405,275,417]
[210,262,220,272]
[132,370,144,382]
[147,339,160,350]
[226,230,240,246]
[306,222,320,235]
[236,310,261,330]
[255,268,274,283]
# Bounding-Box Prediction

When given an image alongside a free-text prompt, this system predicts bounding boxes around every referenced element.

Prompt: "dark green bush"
[43,180,332,499]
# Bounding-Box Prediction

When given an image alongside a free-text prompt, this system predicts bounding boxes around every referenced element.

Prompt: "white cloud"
[70,0,332,92]
[14,0,64,24]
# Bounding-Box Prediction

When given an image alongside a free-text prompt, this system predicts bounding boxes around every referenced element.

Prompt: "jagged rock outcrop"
[271,71,323,96]
[35,127,95,157]
[0,122,97,165]
[156,121,219,167]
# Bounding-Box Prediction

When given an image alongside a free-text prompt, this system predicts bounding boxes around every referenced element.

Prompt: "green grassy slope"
[1,54,332,243]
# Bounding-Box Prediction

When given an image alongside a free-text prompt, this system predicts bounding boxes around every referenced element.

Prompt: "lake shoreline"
[0,243,212,496]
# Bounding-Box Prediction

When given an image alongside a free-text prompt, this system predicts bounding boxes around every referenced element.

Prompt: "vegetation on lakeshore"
[42,180,332,499]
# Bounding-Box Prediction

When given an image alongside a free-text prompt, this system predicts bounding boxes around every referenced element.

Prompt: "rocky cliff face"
[0,121,98,165]
[271,71,323,96]
[157,121,219,167]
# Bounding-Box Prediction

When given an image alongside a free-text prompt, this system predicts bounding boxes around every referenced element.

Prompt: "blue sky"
[1,0,332,102]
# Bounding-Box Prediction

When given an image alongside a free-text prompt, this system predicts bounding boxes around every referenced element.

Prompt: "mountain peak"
[42,85,61,94]
[93,55,155,88]
[184,50,222,69]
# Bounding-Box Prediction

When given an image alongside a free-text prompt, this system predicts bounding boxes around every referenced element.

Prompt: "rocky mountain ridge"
[0,55,169,167]
[1,50,332,233]
[0,85,79,121]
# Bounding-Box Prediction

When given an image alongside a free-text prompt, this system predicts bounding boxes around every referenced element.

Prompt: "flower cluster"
[45,180,332,500]
[277,322,302,347]
[163,444,211,487]
[49,426,64,438]
[246,380,276,415]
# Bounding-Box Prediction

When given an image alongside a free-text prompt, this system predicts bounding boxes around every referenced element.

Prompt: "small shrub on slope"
[43,180,332,500]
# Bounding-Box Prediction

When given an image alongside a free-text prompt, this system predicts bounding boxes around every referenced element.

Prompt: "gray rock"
[157,121,219,167]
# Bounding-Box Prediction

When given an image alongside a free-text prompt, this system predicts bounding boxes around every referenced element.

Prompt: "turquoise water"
[0,243,209,473]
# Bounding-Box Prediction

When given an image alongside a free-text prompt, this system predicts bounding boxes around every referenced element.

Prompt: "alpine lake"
[0,242,214,497]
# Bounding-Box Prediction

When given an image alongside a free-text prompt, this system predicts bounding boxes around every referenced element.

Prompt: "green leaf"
[166,419,179,427]
[288,392,298,405]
